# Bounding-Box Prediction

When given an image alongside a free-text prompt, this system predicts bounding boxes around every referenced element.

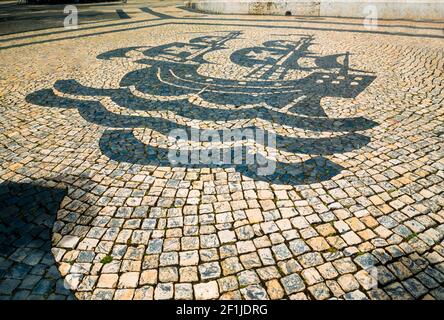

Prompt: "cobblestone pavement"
[1,3,444,300]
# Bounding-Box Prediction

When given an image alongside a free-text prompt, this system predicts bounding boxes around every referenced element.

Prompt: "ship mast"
[248,35,315,80]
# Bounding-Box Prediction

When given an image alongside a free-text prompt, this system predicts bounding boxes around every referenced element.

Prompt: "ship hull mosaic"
[26,32,378,185]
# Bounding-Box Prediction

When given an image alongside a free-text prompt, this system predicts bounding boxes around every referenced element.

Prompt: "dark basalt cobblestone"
[0,3,443,300]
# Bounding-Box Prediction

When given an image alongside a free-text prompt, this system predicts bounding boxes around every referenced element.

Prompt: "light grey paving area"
[0,1,443,300]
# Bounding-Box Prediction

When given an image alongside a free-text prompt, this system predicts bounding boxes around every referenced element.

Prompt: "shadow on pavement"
[1,6,443,50]
[0,181,74,300]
